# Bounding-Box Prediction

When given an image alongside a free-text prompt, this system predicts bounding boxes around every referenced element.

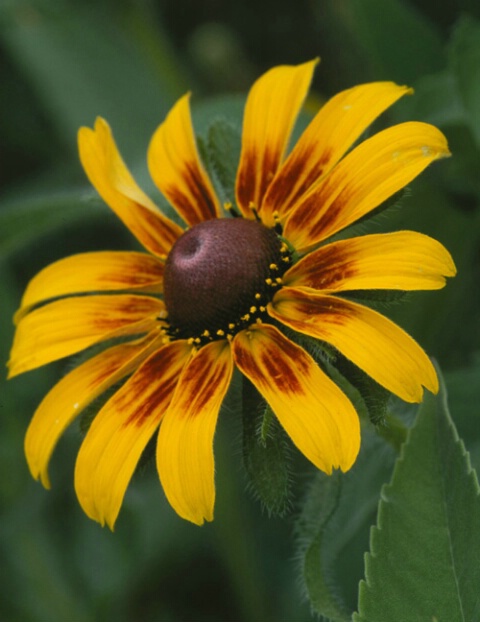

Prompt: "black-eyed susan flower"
[8,60,456,529]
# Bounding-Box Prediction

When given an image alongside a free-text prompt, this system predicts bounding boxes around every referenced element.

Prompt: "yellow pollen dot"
[282,256,291,263]
[273,210,280,220]
[250,306,257,314]
[187,337,195,345]
[256,317,263,324]
[216,329,225,336]
[276,277,283,284]
[269,263,278,270]
[265,278,273,285]
[194,337,201,344]
[202,329,211,337]
[241,313,251,321]
[228,323,236,330]
[259,306,266,312]
[255,292,261,300]
[226,334,233,342]
[224,201,233,211]
[248,201,256,210]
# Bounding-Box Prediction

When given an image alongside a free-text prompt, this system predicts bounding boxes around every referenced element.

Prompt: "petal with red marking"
[74,340,192,529]
[16,251,164,320]
[283,231,456,292]
[157,340,233,525]
[25,332,164,489]
[79,118,182,256]
[233,324,360,474]
[235,60,318,221]
[8,294,164,376]
[262,82,411,222]
[148,94,222,225]
[269,288,438,402]
[284,122,450,251]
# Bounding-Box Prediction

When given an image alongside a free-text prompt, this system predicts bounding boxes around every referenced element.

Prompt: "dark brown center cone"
[164,218,286,338]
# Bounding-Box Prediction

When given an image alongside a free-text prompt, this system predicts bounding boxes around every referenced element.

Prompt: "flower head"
[8,60,456,529]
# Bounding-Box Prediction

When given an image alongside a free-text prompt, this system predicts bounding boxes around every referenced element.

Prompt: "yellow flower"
[8,60,456,529]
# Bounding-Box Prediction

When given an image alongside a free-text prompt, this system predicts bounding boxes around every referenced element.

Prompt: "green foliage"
[332,356,392,427]
[348,0,445,83]
[449,16,480,147]
[205,117,242,206]
[445,357,480,473]
[0,0,187,159]
[2,0,480,621]
[0,190,105,259]
[355,369,480,622]
[297,430,397,621]
[241,379,293,517]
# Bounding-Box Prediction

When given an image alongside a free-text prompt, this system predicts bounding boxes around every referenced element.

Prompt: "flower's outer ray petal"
[79,118,183,257]
[269,288,438,402]
[16,251,165,320]
[75,340,192,529]
[235,60,318,222]
[262,82,411,222]
[8,294,164,377]
[233,324,360,474]
[148,94,222,226]
[25,332,164,489]
[284,122,450,251]
[284,231,457,292]
[157,340,233,525]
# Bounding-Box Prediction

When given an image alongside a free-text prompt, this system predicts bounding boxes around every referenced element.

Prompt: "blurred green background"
[2,1,480,620]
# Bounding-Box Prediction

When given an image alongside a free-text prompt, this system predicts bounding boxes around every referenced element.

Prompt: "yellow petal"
[25,332,164,489]
[233,324,360,474]
[16,251,164,320]
[147,94,222,226]
[235,60,318,221]
[262,82,411,223]
[284,122,450,251]
[74,340,192,529]
[284,231,456,292]
[79,118,183,256]
[269,288,438,402]
[157,340,233,525]
[8,294,164,376]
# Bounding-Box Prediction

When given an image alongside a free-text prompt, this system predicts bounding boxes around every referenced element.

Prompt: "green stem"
[212,422,271,622]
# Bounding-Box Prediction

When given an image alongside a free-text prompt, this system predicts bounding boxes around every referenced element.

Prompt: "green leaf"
[348,0,444,83]
[446,360,480,443]
[0,189,106,259]
[241,378,292,517]
[449,16,480,148]
[446,357,480,473]
[204,118,241,206]
[355,367,480,622]
[0,1,187,159]
[401,70,466,128]
[332,355,391,427]
[297,430,396,621]
[299,471,352,622]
